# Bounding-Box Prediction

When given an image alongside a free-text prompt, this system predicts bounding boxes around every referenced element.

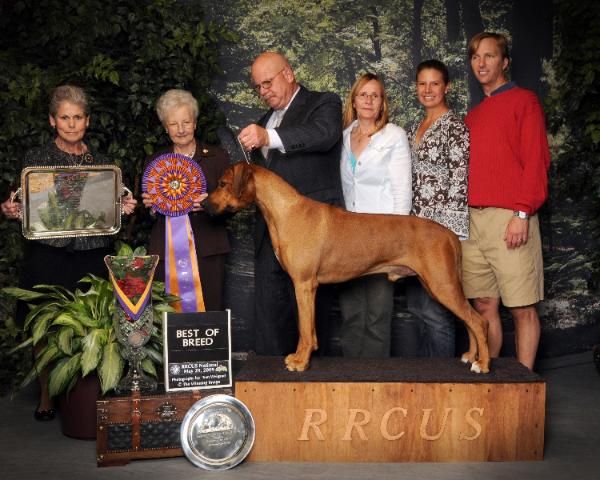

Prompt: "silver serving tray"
[180,394,255,471]
[17,165,129,240]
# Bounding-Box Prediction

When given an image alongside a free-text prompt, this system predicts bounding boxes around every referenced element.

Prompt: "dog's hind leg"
[461,307,490,373]
[420,275,490,373]
[460,320,479,365]
[451,301,489,373]
[449,300,490,373]
[285,279,318,372]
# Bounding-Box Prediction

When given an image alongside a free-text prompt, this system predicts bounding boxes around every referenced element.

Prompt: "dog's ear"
[232,162,253,199]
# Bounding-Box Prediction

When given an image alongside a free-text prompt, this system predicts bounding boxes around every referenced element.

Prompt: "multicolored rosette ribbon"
[142,153,207,313]
[142,153,206,217]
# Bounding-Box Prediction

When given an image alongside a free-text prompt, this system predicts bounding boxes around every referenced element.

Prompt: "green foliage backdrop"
[1,0,599,392]
[545,0,600,287]
[0,0,235,393]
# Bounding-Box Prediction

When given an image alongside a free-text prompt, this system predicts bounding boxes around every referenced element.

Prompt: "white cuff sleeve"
[267,128,286,153]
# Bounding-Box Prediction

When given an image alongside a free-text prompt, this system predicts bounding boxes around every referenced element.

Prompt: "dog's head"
[202,162,256,215]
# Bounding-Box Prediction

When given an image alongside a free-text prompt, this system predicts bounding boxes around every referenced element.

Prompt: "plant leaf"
[31,310,57,345]
[19,366,42,390]
[64,375,79,395]
[31,284,75,301]
[23,301,60,331]
[56,327,74,355]
[48,353,82,397]
[153,303,176,313]
[140,358,157,377]
[19,343,62,389]
[98,342,123,394]
[78,273,104,284]
[52,312,86,336]
[33,343,62,374]
[81,329,108,377]
[2,287,48,301]
[76,314,100,329]
[7,336,33,354]
[66,301,93,318]
[143,345,164,365]
[96,278,114,321]
[78,286,100,297]
[116,242,133,256]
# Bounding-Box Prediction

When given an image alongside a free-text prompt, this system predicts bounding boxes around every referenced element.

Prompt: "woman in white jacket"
[339,73,412,357]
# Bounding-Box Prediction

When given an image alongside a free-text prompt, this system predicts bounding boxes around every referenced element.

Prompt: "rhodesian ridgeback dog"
[203,162,489,373]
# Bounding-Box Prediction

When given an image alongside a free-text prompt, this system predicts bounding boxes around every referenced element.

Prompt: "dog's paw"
[461,352,478,364]
[285,353,309,372]
[470,361,489,374]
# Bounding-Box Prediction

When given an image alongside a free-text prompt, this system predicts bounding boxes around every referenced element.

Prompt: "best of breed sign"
[163,310,232,391]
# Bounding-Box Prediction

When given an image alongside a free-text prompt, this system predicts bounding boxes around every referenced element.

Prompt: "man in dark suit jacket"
[239,51,343,355]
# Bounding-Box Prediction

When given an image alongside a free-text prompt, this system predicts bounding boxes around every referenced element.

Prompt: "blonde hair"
[49,85,89,116]
[342,73,389,133]
[468,32,510,61]
[155,89,199,125]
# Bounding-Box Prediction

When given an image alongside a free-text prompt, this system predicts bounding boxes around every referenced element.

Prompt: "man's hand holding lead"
[239,124,269,151]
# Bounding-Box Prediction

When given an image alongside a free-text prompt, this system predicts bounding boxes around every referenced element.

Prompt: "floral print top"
[407,110,469,239]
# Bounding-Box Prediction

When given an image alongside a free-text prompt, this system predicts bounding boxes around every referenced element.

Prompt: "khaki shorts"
[461,207,544,307]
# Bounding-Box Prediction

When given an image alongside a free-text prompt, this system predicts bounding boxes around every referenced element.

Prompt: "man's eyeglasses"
[252,68,285,93]
[355,92,381,101]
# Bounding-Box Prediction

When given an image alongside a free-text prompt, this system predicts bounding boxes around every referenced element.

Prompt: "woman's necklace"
[55,137,91,166]
[175,142,196,158]
[353,126,374,140]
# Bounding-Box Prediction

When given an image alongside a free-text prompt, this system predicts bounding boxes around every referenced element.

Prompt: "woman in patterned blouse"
[401,59,470,358]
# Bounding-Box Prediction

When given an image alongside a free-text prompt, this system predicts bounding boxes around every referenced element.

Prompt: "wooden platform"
[235,357,545,462]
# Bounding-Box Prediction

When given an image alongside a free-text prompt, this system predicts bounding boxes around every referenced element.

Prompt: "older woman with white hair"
[141,89,230,311]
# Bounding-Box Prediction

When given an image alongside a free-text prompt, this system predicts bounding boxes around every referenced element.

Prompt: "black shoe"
[34,405,56,421]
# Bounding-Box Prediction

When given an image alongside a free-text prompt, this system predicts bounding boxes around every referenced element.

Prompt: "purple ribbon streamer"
[165,215,200,312]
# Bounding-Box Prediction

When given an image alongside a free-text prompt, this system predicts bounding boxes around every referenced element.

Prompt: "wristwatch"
[513,210,529,220]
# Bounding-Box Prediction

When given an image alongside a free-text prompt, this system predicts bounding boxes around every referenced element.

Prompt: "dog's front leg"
[285,279,318,372]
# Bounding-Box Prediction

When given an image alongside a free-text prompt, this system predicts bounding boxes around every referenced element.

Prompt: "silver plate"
[18,165,125,240]
[180,394,255,471]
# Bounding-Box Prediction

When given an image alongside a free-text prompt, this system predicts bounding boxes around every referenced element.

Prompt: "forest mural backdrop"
[0,0,598,392]
[203,0,598,358]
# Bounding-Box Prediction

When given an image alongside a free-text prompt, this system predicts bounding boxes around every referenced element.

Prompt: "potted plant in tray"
[3,244,178,438]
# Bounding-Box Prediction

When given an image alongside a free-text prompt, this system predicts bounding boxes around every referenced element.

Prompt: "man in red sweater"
[462,32,550,370]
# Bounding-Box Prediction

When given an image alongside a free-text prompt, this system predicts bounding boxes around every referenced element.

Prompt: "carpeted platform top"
[235,356,544,384]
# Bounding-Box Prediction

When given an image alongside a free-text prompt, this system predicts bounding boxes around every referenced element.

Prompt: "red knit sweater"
[465,87,550,214]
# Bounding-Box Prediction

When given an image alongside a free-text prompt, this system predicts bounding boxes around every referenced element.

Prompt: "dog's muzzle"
[201,198,217,216]
[201,198,237,216]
